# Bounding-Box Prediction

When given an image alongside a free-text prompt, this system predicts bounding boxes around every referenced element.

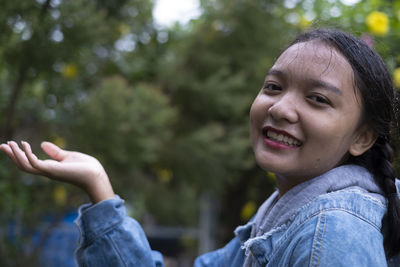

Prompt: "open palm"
[0,141,114,203]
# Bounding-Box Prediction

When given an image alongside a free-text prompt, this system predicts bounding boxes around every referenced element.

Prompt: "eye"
[308,94,330,105]
[263,83,282,92]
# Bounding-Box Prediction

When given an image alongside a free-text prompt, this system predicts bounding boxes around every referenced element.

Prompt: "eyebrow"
[267,69,284,78]
[266,68,343,96]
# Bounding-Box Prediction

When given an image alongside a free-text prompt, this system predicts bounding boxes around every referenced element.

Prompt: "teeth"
[266,130,301,147]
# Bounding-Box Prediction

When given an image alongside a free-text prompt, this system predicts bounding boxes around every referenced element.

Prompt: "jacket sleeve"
[289,210,387,267]
[194,237,245,267]
[74,196,164,267]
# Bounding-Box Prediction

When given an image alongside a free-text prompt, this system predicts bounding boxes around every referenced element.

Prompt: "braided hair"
[290,29,400,258]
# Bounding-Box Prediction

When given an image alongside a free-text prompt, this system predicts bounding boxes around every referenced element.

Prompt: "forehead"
[273,41,354,84]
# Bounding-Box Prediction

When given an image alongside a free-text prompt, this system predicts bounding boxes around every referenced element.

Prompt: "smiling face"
[250,41,375,195]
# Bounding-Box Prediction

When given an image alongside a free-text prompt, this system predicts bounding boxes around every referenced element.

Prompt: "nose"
[268,92,299,123]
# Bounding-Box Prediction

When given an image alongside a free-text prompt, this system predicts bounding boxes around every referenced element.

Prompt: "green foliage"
[154,0,292,194]
[71,76,177,175]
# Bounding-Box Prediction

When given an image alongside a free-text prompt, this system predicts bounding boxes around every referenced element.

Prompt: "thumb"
[41,141,68,161]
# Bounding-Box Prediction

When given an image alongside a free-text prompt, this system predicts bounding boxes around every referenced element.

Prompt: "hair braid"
[354,138,400,257]
[373,140,400,258]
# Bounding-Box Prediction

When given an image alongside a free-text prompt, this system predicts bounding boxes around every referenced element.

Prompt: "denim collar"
[255,165,384,237]
[236,190,386,266]
[238,164,385,266]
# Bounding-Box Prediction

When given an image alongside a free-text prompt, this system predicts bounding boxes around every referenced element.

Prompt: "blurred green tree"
[0,0,155,265]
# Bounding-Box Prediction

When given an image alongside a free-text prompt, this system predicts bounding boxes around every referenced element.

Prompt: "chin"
[254,154,283,173]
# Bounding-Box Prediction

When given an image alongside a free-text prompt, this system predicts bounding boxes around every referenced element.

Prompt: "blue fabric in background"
[38,211,79,267]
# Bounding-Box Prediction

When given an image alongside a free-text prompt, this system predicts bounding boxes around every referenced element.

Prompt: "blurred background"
[0,0,399,266]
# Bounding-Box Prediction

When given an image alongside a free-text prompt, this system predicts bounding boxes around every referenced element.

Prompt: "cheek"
[249,96,268,144]
[305,119,356,159]
[249,100,260,126]
[250,96,269,123]
[249,102,260,139]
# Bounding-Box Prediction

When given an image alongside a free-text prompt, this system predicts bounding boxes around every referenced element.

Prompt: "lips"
[262,126,302,147]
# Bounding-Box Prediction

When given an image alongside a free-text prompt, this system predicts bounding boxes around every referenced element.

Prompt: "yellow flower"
[393,68,400,88]
[240,201,257,221]
[53,185,67,206]
[299,16,311,30]
[366,11,389,36]
[62,64,78,79]
[118,23,131,36]
[156,168,173,183]
[266,172,276,182]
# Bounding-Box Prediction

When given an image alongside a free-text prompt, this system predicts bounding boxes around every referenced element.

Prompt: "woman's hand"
[0,141,115,203]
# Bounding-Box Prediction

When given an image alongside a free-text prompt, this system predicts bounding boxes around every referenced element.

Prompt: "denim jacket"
[74,189,400,267]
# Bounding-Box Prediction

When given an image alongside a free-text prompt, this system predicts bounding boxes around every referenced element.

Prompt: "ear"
[349,126,377,156]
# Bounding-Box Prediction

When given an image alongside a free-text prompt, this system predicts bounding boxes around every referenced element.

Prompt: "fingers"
[0,142,19,164]
[7,141,43,175]
[3,141,25,169]
[21,141,73,180]
[1,141,83,183]
[21,141,50,175]
[41,141,68,161]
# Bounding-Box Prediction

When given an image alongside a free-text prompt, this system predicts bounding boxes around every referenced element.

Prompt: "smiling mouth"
[263,128,302,147]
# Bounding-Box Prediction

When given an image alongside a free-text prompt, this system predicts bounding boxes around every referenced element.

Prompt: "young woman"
[1,29,400,266]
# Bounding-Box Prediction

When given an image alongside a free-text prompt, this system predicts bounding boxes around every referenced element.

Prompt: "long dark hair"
[290,28,400,258]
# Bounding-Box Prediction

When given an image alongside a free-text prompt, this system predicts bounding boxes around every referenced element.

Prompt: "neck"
[275,174,309,198]
[275,171,329,198]
[275,163,350,198]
